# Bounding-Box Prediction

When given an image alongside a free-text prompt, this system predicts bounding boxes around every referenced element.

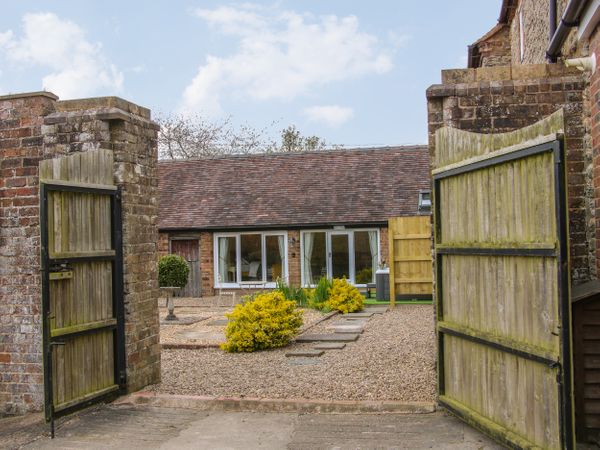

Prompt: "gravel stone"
[149,305,436,402]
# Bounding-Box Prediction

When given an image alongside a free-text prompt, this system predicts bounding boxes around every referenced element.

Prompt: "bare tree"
[156,114,335,160]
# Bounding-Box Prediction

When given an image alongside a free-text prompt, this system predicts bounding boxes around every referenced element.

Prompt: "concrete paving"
[13,404,503,450]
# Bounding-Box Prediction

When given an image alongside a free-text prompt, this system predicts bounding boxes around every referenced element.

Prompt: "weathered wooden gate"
[433,111,574,449]
[170,239,201,297]
[388,216,432,304]
[40,149,125,435]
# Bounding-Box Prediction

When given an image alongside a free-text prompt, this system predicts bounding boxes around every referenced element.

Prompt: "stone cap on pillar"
[56,96,151,120]
[0,91,59,101]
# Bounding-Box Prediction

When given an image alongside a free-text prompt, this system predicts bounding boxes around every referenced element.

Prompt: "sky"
[0,1,499,147]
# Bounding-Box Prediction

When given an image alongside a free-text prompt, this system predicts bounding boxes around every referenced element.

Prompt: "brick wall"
[427,64,594,284]
[0,92,57,415]
[0,92,160,415]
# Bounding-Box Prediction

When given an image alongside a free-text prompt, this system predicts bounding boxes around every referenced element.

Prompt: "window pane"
[241,234,262,281]
[218,236,237,283]
[331,234,350,279]
[303,232,326,285]
[266,235,285,282]
[355,231,377,284]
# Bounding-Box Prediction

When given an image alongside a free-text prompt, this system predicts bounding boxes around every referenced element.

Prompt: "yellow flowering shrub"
[326,278,364,314]
[221,291,304,353]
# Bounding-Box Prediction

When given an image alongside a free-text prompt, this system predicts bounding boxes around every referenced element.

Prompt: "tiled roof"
[158,146,431,230]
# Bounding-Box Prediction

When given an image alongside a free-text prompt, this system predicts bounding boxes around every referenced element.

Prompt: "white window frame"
[213,231,288,288]
[300,228,380,288]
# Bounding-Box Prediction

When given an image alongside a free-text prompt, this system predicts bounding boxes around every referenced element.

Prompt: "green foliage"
[279,125,327,153]
[158,254,190,288]
[275,279,309,307]
[326,278,364,314]
[221,291,304,353]
[308,277,332,311]
[355,267,373,284]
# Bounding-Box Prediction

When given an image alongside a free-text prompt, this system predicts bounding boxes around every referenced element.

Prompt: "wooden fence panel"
[388,216,432,303]
[434,110,573,449]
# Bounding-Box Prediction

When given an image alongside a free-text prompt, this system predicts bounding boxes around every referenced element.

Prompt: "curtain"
[218,237,230,283]
[303,233,314,285]
[278,235,286,282]
[368,230,378,283]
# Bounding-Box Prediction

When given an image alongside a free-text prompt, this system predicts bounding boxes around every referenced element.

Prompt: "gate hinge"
[119,370,127,385]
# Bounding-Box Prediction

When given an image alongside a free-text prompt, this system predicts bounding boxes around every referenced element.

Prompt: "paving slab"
[344,312,374,318]
[285,349,324,357]
[330,324,364,334]
[365,306,388,314]
[287,357,320,366]
[313,342,346,350]
[296,333,359,342]
[206,319,228,326]
[18,404,502,449]
[160,316,206,326]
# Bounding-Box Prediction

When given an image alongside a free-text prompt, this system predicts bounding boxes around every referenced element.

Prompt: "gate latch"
[49,263,73,281]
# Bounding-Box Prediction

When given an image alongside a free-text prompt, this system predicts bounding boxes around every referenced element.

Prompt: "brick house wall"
[427,64,595,284]
[0,92,161,415]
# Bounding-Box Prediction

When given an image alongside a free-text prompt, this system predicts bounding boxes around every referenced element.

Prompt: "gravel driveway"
[148,305,436,402]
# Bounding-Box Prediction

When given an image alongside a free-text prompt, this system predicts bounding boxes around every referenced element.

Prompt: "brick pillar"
[590,25,600,277]
[427,64,594,284]
[0,92,57,415]
[43,97,161,392]
[287,230,301,286]
[200,231,214,296]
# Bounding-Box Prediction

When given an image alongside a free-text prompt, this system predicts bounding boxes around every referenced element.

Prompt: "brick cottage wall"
[427,64,595,285]
[0,93,161,415]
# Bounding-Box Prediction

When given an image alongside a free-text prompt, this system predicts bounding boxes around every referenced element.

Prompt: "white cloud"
[0,13,123,99]
[304,105,354,127]
[182,5,397,115]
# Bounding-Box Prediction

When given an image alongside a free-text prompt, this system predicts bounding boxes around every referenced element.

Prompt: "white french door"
[328,232,353,283]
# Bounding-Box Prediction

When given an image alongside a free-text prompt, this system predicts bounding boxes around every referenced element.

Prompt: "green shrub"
[221,291,304,352]
[308,277,332,311]
[355,267,373,284]
[326,278,364,314]
[275,279,309,307]
[158,254,190,288]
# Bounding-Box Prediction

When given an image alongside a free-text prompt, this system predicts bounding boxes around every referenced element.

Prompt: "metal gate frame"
[40,181,126,437]
[434,139,574,449]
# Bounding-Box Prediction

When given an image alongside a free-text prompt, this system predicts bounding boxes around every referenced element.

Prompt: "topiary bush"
[158,254,190,288]
[326,278,364,314]
[221,291,303,353]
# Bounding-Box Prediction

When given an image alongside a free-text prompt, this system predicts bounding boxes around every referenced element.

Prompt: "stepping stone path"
[287,306,389,365]
[330,324,364,334]
[313,342,346,350]
[296,333,359,343]
[207,319,229,326]
[285,349,324,357]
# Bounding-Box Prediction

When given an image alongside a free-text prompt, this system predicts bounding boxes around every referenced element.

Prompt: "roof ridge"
[158,145,429,164]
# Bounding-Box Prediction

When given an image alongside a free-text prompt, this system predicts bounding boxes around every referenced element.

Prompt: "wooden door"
[40,149,125,433]
[433,111,573,449]
[171,239,201,297]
